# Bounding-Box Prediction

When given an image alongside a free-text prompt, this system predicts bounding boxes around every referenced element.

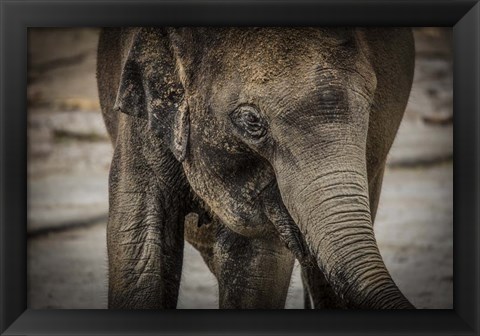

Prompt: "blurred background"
[27,28,453,309]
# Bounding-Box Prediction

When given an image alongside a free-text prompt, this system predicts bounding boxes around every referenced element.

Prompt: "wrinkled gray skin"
[97,27,415,309]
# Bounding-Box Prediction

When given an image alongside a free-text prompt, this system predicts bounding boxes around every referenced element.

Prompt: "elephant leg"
[301,264,344,309]
[107,167,186,308]
[213,225,295,309]
[303,281,312,309]
[184,213,217,275]
[107,119,189,309]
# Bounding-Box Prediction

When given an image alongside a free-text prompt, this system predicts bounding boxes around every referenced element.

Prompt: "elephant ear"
[113,27,189,162]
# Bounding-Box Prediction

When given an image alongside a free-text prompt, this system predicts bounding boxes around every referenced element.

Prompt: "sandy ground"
[27,28,453,309]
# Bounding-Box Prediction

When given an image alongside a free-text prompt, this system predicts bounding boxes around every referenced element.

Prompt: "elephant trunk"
[275,140,413,309]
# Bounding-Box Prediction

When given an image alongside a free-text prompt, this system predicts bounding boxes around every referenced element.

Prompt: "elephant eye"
[230,105,267,140]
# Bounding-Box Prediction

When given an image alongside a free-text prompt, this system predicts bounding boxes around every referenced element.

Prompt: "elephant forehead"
[209,28,360,85]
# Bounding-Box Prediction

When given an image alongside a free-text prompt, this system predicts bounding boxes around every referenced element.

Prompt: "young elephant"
[97,27,415,309]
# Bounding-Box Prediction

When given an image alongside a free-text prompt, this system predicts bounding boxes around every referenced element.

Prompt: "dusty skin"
[27,28,452,309]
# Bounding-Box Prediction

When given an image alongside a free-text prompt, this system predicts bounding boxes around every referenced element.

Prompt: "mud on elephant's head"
[114,27,415,309]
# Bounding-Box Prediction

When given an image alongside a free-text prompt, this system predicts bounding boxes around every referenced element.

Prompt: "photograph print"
[27,27,453,309]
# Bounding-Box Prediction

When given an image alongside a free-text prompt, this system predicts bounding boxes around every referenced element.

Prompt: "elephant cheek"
[182,159,272,238]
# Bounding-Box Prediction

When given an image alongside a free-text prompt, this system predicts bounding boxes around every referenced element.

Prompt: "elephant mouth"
[213,179,281,238]
[259,179,312,264]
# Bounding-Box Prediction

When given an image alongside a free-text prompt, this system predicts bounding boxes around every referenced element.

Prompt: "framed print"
[1,0,479,335]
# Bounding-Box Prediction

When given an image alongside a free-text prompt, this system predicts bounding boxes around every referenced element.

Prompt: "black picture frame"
[1,0,478,335]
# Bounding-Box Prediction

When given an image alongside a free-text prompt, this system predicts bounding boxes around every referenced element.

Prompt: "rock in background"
[389,28,453,167]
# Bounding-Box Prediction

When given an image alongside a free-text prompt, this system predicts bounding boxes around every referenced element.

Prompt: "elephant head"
[114,27,415,309]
